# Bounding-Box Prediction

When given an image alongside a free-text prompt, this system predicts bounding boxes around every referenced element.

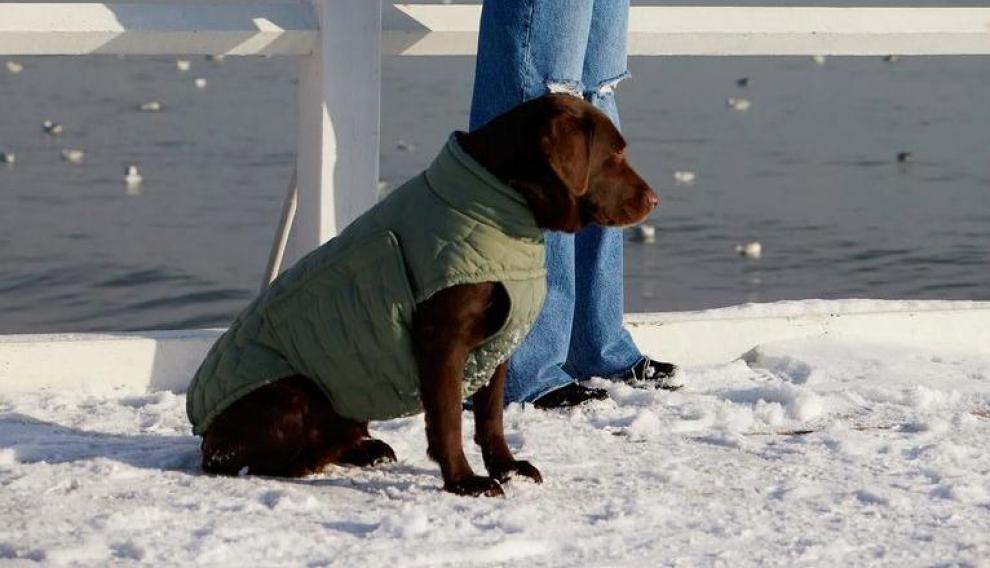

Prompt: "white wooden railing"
[3,1,989,270]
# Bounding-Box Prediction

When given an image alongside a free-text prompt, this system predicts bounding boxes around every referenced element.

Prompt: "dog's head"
[462,94,659,233]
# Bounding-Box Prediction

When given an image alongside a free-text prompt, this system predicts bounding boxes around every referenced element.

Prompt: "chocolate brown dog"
[193,94,658,497]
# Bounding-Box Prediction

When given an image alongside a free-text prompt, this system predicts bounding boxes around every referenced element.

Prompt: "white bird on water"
[1,152,15,165]
[125,165,143,186]
[812,55,827,65]
[6,60,23,74]
[726,97,751,112]
[60,149,85,164]
[736,241,762,259]
[674,170,696,185]
[632,224,656,244]
[194,77,208,89]
[176,59,191,72]
[43,120,64,136]
[138,101,163,112]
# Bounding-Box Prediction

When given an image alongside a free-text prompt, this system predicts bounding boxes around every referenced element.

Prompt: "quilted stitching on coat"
[187,135,546,432]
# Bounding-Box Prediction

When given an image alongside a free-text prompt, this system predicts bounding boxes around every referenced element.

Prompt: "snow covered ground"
[2,335,989,566]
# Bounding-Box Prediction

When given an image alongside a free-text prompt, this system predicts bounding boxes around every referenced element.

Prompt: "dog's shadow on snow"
[0,412,201,473]
[0,413,443,495]
[281,462,442,496]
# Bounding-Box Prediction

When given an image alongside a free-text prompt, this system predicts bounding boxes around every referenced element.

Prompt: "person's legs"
[469,0,594,129]
[565,0,643,378]
[504,232,575,403]
[470,0,595,403]
[567,226,642,378]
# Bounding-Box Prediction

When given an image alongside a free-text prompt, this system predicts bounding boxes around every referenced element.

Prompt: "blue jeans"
[469,0,642,403]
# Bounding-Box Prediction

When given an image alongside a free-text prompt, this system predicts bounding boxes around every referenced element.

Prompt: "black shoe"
[532,382,609,409]
[613,357,683,390]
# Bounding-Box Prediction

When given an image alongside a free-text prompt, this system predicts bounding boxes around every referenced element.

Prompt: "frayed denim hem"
[543,70,631,101]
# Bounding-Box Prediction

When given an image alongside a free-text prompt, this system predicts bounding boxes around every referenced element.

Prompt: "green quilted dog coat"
[186,134,547,433]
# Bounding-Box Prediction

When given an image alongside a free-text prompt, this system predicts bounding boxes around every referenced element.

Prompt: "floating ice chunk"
[194,77,208,89]
[673,170,696,185]
[137,101,162,112]
[176,59,191,72]
[6,60,23,74]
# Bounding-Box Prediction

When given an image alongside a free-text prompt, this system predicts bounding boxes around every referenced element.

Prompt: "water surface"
[0,53,987,333]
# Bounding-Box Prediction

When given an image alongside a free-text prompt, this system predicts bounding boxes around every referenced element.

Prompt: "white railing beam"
[0,2,318,55]
[385,5,990,56]
[4,5,990,57]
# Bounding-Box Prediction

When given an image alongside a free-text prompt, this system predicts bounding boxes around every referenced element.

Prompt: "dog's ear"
[540,110,594,197]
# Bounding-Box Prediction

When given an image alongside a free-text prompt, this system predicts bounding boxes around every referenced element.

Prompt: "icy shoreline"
[4,299,990,395]
[626,298,990,322]
[2,334,989,566]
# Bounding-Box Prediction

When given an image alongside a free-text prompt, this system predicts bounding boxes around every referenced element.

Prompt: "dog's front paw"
[444,476,504,498]
[489,460,543,484]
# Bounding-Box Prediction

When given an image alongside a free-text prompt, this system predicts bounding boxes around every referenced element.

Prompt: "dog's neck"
[457,128,586,234]
[455,130,519,188]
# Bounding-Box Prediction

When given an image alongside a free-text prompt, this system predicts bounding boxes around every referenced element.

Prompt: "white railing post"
[288,0,382,267]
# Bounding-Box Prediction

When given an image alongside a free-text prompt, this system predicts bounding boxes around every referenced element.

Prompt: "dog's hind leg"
[201,433,309,478]
[337,437,397,467]
[306,401,397,468]
[201,375,396,477]
[200,376,313,477]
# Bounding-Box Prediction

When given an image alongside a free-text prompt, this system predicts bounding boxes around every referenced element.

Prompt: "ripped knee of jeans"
[544,71,630,101]
[591,71,630,97]
[546,80,584,99]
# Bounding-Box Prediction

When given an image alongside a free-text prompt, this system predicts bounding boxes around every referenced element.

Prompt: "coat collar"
[424,133,544,241]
